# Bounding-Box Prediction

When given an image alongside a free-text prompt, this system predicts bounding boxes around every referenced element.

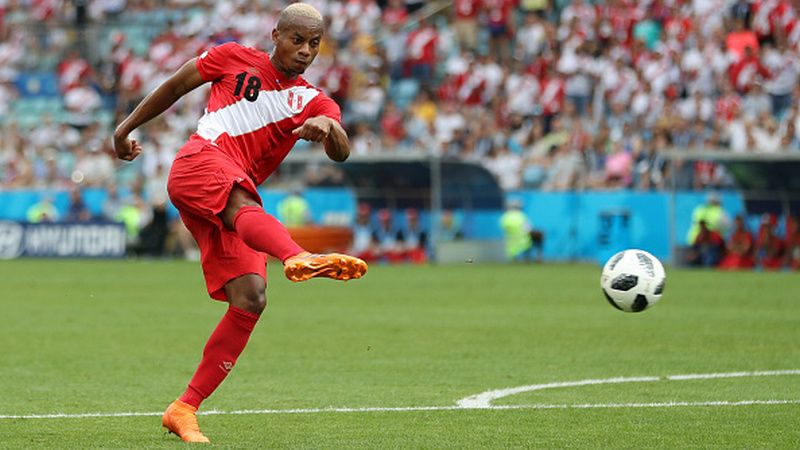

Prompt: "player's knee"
[232,288,267,315]
[225,274,267,314]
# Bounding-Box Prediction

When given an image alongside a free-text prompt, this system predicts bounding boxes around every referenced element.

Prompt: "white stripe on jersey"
[196,86,321,141]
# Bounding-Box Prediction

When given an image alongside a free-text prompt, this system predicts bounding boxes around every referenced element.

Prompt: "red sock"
[179,305,260,408]
[233,205,305,262]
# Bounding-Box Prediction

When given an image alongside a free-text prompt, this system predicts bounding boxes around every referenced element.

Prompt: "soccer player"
[112,3,367,443]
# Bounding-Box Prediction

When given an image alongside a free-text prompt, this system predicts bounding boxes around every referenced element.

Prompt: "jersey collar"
[266,55,299,86]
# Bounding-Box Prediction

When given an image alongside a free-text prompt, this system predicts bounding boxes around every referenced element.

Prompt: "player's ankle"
[284,251,311,263]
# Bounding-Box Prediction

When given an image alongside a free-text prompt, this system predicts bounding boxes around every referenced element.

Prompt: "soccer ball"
[600,249,666,313]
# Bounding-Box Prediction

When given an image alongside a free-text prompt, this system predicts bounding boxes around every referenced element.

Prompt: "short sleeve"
[196,42,240,82]
[309,94,342,124]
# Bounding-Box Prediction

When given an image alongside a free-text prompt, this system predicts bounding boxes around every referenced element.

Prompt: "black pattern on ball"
[610,274,638,291]
[602,289,624,311]
[654,280,665,295]
[631,294,649,312]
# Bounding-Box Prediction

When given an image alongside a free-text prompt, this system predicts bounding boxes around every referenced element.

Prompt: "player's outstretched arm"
[322,119,350,162]
[113,58,206,161]
[292,116,350,162]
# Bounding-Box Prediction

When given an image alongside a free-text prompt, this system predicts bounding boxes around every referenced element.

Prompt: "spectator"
[755,213,785,270]
[277,189,312,227]
[404,17,438,82]
[751,112,782,152]
[26,196,59,223]
[397,208,427,263]
[56,49,93,93]
[102,183,123,222]
[741,83,772,120]
[603,141,633,189]
[484,144,522,191]
[784,216,800,270]
[380,20,408,80]
[383,0,408,27]
[689,220,726,267]
[451,0,481,52]
[348,74,385,124]
[350,122,379,155]
[718,215,756,269]
[484,0,516,64]
[379,101,407,147]
[317,48,351,108]
[762,40,798,118]
[63,78,102,129]
[373,208,403,263]
[686,192,730,245]
[499,198,543,262]
[729,45,770,94]
[350,203,379,262]
[115,193,153,252]
[438,209,463,241]
[135,201,170,257]
[65,185,91,222]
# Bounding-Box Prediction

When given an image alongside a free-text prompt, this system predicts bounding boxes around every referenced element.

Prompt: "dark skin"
[112,18,348,314]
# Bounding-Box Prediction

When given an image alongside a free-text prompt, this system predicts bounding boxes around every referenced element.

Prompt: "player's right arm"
[113,58,206,161]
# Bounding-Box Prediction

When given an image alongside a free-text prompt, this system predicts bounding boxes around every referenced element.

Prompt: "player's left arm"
[293,92,350,162]
[292,116,350,162]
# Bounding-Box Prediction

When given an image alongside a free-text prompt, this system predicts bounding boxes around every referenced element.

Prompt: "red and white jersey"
[405,26,438,64]
[751,0,779,37]
[715,94,741,122]
[453,0,481,19]
[57,56,92,92]
[539,76,565,116]
[181,42,341,185]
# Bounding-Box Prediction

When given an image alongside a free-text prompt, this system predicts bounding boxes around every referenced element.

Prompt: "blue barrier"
[456,191,744,264]
[0,188,745,263]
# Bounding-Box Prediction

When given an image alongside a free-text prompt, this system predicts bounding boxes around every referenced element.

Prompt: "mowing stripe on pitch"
[1,400,799,420]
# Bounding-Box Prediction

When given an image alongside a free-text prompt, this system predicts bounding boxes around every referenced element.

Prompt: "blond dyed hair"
[277,3,324,30]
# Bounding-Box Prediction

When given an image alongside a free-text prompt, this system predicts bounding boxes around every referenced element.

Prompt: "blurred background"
[0,0,798,270]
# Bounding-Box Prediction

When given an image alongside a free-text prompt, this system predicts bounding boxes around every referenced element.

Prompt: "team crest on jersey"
[287,91,304,111]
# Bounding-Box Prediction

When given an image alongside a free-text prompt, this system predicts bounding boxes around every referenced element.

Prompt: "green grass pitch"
[0,259,798,448]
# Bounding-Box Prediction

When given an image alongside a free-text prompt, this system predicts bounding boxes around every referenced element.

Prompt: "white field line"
[456,369,800,408]
[456,376,659,408]
[2,369,799,420]
[666,369,800,380]
[1,399,799,420]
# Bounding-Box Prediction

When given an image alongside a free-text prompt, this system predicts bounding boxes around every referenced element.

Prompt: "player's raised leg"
[222,185,367,282]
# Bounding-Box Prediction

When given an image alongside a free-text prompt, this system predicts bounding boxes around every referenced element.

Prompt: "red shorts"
[167,141,266,301]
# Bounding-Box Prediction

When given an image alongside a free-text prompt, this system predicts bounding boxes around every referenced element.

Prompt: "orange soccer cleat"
[283,251,368,282]
[162,399,210,443]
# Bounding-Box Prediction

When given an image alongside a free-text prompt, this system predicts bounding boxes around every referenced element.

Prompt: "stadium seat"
[12,97,65,115]
[388,78,420,111]
[93,110,115,128]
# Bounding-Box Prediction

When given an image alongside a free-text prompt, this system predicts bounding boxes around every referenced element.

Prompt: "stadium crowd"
[1,0,799,265]
[2,0,800,195]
